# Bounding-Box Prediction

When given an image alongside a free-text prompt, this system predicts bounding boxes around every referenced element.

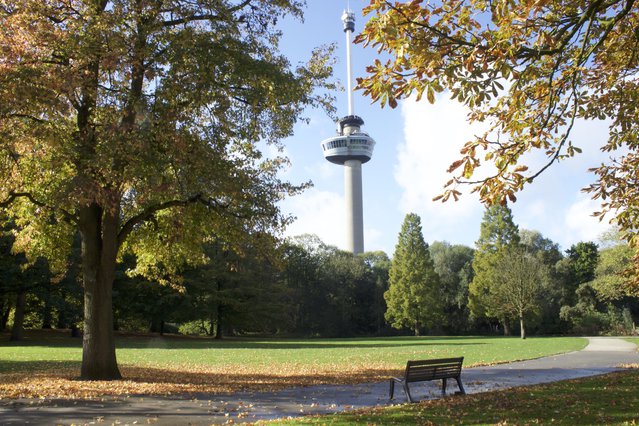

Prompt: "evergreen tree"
[469,204,520,334]
[385,213,442,335]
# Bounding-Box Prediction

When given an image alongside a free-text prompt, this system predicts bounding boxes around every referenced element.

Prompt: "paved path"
[1,337,637,425]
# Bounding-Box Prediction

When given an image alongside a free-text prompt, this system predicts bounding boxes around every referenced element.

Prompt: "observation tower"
[320,10,376,254]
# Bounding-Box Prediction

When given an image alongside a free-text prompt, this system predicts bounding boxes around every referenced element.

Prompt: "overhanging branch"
[117,194,250,247]
[0,191,78,224]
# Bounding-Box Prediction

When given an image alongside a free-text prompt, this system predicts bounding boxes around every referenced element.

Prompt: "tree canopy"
[469,204,520,332]
[357,0,639,287]
[0,0,333,379]
[385,213,442,335]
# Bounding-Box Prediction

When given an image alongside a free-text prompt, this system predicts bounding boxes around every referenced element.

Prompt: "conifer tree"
[385,213,442,335]
[469,204,520,334]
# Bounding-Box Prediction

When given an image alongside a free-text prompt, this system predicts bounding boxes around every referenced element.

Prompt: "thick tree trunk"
[10,290,26,341]
[79,204,122,380]
[520,315,526,340]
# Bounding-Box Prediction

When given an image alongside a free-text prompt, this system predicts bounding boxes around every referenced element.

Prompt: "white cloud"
[394,95,487,243]
[563,194,613,244]
[281,189,345,248]
[364,227,383,252]
[305,161,338,181]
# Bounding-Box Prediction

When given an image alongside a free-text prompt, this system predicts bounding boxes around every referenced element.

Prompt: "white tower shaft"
[345,23,354,116]
[345,160,364,254]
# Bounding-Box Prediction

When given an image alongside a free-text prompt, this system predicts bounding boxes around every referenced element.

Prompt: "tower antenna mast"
[342,9,355,115]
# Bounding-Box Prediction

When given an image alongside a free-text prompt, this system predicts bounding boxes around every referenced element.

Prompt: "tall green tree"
[357,0,639,290]
[385,213,442,335]
[360,250,391,334]
[591,244,634,302]
[469,204,520,334]
[0,0,333,379]
[567,242,600,285]
[429,241,474,334]
[519,229,565,333]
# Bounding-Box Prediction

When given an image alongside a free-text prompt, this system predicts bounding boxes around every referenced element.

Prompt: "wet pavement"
[1,337,637,425]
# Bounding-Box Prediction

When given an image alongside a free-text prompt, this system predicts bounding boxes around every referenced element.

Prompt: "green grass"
[0,330,587,374]
[271,369,639,425]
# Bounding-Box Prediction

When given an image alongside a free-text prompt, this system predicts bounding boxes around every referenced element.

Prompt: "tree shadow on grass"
[0,362,402,399]
[0,359,81,374]
[115,336,490,350]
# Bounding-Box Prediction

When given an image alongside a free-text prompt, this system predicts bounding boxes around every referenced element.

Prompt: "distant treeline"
[1,207,638,339]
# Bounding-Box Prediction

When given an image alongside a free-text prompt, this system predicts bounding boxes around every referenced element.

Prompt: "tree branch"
[118,192,256,247]
[0,191,78,224]
[162,0,252,27]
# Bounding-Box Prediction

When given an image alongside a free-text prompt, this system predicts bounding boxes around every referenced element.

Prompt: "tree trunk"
[214,320,222,339]
[414,320,421,336]
[10,290,26,341]
[41,287,53,329]
[520,314,526,340]
[57,308,66,329]
[502,319,511,336]
[0,298,11,330]
[79,204,122,380]
[149,317,162,333]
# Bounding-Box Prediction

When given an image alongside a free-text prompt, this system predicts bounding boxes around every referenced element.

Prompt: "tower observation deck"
[320,10,376,255]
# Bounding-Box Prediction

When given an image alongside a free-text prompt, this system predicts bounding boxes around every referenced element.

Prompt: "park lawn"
[0,330,587,399]
[273,369,639,425]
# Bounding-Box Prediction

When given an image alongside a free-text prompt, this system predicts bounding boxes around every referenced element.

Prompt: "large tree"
[385,213,442,335]
[357,0,639,288]
[469,204,520,334]
[0,0,332,379]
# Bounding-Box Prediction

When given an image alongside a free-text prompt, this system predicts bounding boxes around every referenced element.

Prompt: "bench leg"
[403,382,414,403]
[456,377,466,395]
[442,378,447,396]
[389,379,395,399]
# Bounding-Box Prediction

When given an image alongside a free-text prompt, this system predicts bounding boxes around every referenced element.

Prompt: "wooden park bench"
[389,357,466,403]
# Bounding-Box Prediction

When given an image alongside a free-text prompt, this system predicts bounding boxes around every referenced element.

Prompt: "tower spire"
[342,9,355,115]
[319,9,376,255]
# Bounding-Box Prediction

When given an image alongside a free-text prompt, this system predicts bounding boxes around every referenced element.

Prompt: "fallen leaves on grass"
[0,362,400,400]
[281,370,639,425]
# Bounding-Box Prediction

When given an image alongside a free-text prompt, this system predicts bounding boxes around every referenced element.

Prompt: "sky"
[274,1,614,256]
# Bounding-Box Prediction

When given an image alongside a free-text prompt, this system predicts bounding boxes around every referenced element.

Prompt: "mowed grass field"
[0,330,587,399]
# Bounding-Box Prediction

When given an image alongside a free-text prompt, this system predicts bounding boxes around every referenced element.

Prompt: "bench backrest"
[404,357,464,383]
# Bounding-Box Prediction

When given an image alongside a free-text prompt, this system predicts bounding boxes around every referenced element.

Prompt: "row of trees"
[0,224,392,339]
[4,204,636,344]
[384,207,638,339]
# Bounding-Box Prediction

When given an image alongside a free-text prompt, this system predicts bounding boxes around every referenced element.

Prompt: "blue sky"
[275,1,613,256]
